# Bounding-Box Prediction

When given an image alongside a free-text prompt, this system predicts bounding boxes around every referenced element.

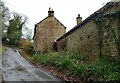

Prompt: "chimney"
[48,7,54,17]
[76,14,82,25]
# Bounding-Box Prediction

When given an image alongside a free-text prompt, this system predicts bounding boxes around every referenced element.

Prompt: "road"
[2,47,63,82]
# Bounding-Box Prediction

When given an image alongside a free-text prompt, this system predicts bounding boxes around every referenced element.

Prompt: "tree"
[26,28,32,41]
[21,16,32,41]
[0,0,10,27]
[0,0,10,38]
[22,27,32,41]
[5,12,27,46]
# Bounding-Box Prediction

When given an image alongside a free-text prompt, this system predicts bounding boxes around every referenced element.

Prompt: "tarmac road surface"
[2,47,63,82]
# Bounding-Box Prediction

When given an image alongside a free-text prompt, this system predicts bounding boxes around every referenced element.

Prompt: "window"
[80,37,82,40]
[88,35,90,38]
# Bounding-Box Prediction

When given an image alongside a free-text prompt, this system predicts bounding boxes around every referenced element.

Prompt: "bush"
[2,36,20,46]
[56,56,74,70]
[21,41,35,55]
[79,57,120,81]
[31,52,120,81]
[73,64,85,76]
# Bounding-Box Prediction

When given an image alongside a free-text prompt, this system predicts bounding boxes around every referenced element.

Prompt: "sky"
[4,0,111,35]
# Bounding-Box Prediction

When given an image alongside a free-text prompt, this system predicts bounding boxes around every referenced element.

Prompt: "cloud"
[4,0,111,33]
[110,0,120,2]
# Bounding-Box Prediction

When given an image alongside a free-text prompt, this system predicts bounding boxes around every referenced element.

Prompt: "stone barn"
[33,8,66,52]
[56,2,120,60]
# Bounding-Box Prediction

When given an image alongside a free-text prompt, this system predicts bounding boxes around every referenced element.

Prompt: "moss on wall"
[95,11,120,57]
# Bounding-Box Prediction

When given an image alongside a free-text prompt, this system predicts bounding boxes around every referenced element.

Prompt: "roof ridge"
[56,1,120,41]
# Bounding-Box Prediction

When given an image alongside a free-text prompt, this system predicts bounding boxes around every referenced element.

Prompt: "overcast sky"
[4,0,111,33]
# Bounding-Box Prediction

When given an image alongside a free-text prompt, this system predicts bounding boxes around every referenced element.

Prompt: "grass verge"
[30,52,120,82]
[20,46,120,82]
[0,46,6,55]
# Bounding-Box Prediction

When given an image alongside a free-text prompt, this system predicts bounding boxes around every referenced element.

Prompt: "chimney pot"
[49,7,51,11]
[76,14,82,25]
[48,7,54,17]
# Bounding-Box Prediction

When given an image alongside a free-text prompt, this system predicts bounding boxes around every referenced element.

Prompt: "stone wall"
[94,2,120,57]
[57,37,66,52]
[95,12,120,57]
[66,20,99,60]
[34,17,66,52]
[57,19,100,60]
[57,2,120,60]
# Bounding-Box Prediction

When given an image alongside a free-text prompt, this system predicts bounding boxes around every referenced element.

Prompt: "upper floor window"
[88,35,90,38]
[80,37,82,40]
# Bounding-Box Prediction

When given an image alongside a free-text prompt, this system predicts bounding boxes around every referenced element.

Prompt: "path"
[2,47,63,82]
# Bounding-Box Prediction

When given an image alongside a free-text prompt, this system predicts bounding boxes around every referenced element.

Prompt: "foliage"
[0,0,10,38]
[94,11,120,57]
[31,52,120,81]
[22,27,32,41]
[3,12,27,46]
[21,41,34,55]
[0,47,2,55]
[0,46,5,55]
[0,0,10,24]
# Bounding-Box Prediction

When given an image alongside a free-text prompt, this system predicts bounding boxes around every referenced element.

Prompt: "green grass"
[0,47,2,54]
[0,46,5,55]
[31,52,120,81]
[0,47,2,55]
[0,46,3,55]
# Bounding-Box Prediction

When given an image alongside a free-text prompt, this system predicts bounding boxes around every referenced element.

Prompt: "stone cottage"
[33,8,66,52]
[56,2,120,60]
